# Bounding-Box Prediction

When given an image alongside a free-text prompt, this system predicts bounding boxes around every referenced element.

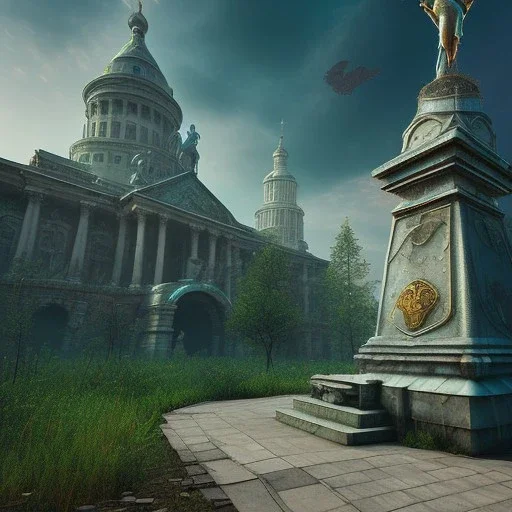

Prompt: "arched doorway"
[169,283,230,356]
[29,303,69,353]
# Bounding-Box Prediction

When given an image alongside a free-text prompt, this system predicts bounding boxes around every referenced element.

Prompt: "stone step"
[275,408,396,446]
[311,374,382,410]
[292,397,391,429]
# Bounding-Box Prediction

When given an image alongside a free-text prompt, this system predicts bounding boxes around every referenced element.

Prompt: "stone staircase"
[276,374,396,446]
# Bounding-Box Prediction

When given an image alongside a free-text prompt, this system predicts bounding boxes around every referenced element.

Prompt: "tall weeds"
[0,356,353,511]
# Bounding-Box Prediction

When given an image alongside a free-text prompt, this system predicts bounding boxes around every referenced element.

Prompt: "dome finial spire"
[279,119,286,147]
[128,0,148,36]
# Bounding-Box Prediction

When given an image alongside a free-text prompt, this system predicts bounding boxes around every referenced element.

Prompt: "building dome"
[103,2,170,93]
[69,2,184,185]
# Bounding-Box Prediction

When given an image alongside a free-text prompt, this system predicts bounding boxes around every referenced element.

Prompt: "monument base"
[321,373,512,456]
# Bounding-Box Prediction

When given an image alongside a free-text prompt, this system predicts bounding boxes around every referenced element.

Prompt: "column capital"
[25,189,44,202]
[79,200,95,214]
[225,234,235,242]
[189,223,204,233]
[208,228,221,239]
[158,214,170,225]
[134,208,148,221]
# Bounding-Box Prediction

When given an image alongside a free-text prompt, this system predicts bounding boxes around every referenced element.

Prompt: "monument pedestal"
[357,75,512,455]
[278,75,512,455]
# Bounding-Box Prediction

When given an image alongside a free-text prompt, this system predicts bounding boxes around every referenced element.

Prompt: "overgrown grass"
[0,356,354,511]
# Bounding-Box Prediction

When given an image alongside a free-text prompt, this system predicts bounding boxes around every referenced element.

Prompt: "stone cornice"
[69,138,173,160]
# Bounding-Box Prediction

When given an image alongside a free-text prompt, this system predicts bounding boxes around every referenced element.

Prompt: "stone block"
[263,467,317,492]
[310,375,382,410]
[186,464,207,476]
[278,483,347,512]
[202,459,257,485]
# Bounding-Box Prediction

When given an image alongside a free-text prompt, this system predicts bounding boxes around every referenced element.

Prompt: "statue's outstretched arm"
[420,2,439,27]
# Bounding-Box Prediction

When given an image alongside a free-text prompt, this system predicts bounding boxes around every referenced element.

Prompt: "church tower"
[69,2,186,185]
[255,123,308,251]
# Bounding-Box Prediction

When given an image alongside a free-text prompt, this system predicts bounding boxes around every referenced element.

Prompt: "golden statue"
[420,0,475,78]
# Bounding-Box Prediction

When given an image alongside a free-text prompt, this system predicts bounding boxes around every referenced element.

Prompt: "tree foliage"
[323,218,379,359]
[226,244,301,371]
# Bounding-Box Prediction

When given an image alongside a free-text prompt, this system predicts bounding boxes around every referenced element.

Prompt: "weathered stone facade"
[0,6,327,358]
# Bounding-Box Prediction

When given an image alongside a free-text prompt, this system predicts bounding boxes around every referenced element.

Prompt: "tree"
[323,218,379,359]
[226,244,301,371]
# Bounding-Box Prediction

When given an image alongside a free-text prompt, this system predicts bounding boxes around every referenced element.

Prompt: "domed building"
[69,2,195,184]
[0,4,327,359]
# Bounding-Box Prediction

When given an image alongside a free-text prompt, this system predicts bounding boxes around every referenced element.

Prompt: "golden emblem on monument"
[395,280,439,331]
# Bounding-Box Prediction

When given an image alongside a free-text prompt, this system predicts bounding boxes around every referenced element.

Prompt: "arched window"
[133,65,141,75]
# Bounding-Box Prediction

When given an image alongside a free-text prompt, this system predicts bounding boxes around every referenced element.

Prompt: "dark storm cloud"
[4,0,512,218]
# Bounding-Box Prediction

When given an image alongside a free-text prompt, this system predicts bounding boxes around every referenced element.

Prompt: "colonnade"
[12,191,244,297]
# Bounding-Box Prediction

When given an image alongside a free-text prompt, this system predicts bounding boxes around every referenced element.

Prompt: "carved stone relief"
[470,207,512,337]
[87,227,115,284]
[38,210,72,277]
[406,118,443,151]
[382,205,452,337]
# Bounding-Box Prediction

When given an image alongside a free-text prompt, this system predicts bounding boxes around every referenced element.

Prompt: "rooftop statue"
[181,124,201,152]
[420,0,475,78]
[129,151,152,186]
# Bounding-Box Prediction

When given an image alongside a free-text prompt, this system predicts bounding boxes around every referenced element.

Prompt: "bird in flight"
[324,61,380,95]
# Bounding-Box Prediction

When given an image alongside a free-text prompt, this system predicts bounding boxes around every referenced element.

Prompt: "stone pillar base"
[376,372,512,456]
[186,257,204,280]
[141,304,177,358]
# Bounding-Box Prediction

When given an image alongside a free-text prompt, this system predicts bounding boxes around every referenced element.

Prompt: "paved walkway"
[161,395,512,512]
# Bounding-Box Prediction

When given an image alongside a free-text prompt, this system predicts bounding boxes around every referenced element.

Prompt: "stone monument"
[277,2,512,455]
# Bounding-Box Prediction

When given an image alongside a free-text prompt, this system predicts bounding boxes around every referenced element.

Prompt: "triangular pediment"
[132,172,239,226]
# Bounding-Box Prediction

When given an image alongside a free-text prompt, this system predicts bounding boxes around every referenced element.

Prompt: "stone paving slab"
[161,395,512,512]
[221,479,284,512]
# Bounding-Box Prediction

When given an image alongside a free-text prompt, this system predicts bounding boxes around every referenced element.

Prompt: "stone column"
[142,303,177,358]
[67,201,93,281]
[190,224,200,259]
[130,209,147,287]
[154,214,168,285]
[207,229,219,281]
[186,223,203,280]
[225,236,233,300]
[111,213,127,286]
[14,191,43,260]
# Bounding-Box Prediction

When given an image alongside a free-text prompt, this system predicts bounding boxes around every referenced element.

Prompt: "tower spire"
[279,119,286,148]
[138,1,143,14]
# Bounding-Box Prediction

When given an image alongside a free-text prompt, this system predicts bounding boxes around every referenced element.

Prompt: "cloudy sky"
[1,0,511,281]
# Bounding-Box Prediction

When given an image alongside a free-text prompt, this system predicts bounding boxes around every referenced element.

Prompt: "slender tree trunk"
[347,244,354,357]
